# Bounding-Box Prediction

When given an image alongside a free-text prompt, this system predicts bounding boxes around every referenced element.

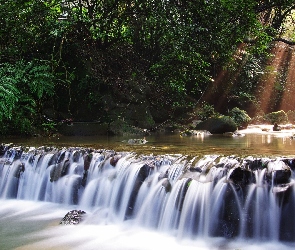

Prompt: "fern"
[0,67,20,120]
[27,60,55,99]
[0,59,55,133]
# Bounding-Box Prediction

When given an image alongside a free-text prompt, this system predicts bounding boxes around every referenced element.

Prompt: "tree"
[1,0,295,134]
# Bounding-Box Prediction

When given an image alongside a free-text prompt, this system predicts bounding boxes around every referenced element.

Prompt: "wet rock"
[126,138,148,145]
[272,183,292,193]
[189,166,202,172]
[162,178,172,193]
[158,169,169,181]
[50,159,71,182]
[61,159,70,176]
[282,158,295,171]
[59,210,86,225]
[212,184,242,238]
[228,166,254,185]
[81,170,88,187]
[273,183,293,209]
[175,178,192,212]
[72,150,81,162]
[126,163,150,218]
[273,122,281,131]
[180,130,211,136]
[244,157,269,171]
[267,160,291,184]
[223,131,245,137]
[83,153,92,170]
[12,161,25,178]
[57,150,66,163]
[0,144,7,157]
[110,155,121,167]
[48,152,59,165]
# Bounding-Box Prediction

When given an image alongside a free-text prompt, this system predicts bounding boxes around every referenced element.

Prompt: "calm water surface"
[1,125,295,157]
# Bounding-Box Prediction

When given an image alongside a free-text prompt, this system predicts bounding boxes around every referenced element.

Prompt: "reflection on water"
[1,125,295,157]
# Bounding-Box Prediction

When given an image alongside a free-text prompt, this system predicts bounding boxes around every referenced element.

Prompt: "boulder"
[127,138,148,144]
[267,160,291,184]
[228,166,254,185]
[195,116,237,134]
[162,178,172,193]
[50,160,70,182]
[60,210,86,225]
[83,153,92,170]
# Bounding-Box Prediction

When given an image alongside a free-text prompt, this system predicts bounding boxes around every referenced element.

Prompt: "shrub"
[287,110,295,123]
[194,102,219,121]
[264,110,288,124]
[195,116,237,134]
[228,107,251,129]
[250,115,269,124]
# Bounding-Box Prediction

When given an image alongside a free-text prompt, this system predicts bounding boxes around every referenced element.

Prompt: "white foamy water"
[1,146,295,250]
[0,200,294,250]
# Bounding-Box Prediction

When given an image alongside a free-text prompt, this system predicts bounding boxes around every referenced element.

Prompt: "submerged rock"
[126,138,148,145]
[223,131,245,137]
[180,130,211,136]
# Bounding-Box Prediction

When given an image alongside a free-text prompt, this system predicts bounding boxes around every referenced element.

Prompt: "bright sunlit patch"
[278,46,295,111]
[254,42,295,113]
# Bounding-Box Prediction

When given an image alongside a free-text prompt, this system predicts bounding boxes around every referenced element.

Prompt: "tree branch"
[274,38,295,45]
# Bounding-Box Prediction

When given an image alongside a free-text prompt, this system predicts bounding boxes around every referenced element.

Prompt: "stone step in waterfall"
[0,144,295,242]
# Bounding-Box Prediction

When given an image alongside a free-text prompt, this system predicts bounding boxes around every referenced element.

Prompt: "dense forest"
[0,0,295,135]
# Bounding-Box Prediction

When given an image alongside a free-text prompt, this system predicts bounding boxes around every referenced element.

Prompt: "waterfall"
[1,144,295,244]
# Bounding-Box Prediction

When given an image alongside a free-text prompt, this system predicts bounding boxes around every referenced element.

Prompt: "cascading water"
[1,144,295,249]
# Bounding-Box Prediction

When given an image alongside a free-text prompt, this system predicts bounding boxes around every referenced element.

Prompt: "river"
[1,125,295,250]
[1,125,295,157]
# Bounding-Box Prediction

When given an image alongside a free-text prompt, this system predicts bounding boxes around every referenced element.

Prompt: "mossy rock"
[195,116,237,134]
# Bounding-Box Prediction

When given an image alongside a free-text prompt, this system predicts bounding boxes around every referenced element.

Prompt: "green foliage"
[42,121,57,135]
[1,0,295,134]
[195,102,219,121]
[0,60,55,134]
[0,0,62,61]
[264,110,288,124]
[287,110,295,123]
[0,70,20,121]
[195,115,237,134]
[228,107,251,128]
[0,60,55,100]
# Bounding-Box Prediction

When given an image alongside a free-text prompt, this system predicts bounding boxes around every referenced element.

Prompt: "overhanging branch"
[243,37,295,46]
[274,38,295,45]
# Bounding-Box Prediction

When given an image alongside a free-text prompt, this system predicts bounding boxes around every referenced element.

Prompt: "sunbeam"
[255,42,294,114]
